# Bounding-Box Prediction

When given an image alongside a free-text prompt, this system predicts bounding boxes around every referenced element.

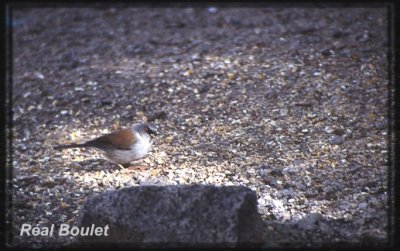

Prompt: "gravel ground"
[9,6,391,248]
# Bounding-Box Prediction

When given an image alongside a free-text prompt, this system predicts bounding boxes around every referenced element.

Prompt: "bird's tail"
[53,143,87,150]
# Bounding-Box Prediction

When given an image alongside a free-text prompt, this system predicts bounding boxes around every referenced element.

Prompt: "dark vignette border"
[1,2,14,250]
[1,1,399,250]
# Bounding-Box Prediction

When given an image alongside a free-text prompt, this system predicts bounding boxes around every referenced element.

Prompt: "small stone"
[87,81,97,86]
[332,128,345,136]
[254,28,261,34]
[329,135,344,145]
[191,53,200,61]
[358,202,368,210]
[325,126,334,134]
[269,169,283,177]
[295,213,323,231]
[283,166,299,174]
[343,129,353,139]
[207,7,218,14]
[374,121,386,130]
[155,157,164,165]
[282,189,294,197]
[301,128,309,133]
[272,199,283,209]
[321,48,333,57]
[348,162,362,174]
[293,159,304,165]
[34,72,45,79]
[101,100,113,106]
[357,32,370,43]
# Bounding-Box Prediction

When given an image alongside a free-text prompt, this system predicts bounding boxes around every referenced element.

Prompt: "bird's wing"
[86,128,137,150]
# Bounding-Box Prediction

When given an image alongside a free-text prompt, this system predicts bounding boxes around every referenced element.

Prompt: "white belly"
[104,133,152,164]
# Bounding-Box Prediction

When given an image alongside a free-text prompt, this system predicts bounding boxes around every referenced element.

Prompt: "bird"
[54,123,158,169]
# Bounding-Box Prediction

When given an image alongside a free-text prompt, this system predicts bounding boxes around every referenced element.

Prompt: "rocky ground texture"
[9,6,391,248]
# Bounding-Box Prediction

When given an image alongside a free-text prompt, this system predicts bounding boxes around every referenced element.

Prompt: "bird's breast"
[131,137,152,158]
[105,134,152,164]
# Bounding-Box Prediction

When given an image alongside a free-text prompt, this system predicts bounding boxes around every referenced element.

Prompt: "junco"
[54,123,157,168]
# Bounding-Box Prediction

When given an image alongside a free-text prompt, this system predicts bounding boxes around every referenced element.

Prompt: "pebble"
[324,126,335,134]
[272,199,284,209]
[358,202,368,210]
[329,135,344,145]
[374,121,386,130]
[207,7,218,14]
[34,72,45,79]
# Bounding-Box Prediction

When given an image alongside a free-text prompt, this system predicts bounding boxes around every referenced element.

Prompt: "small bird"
[54,123,157,169]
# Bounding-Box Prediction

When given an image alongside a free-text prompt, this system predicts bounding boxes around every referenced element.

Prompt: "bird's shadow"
[72,158,150,173]
[74,158,122,172]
